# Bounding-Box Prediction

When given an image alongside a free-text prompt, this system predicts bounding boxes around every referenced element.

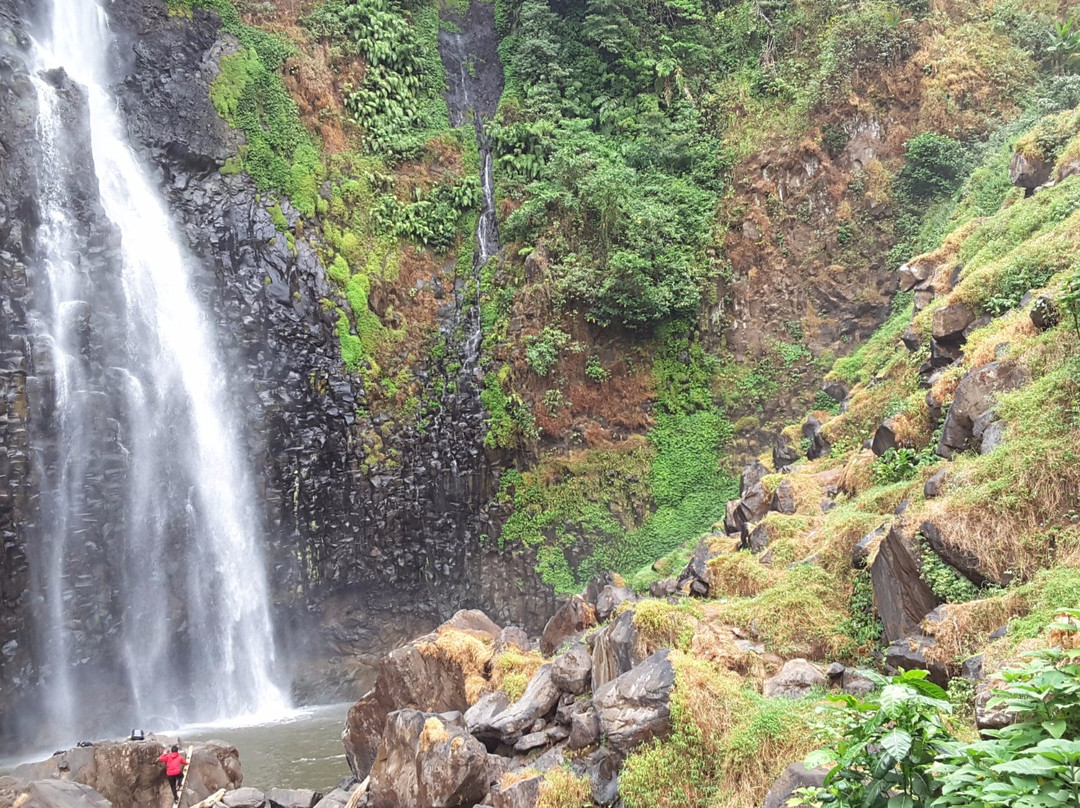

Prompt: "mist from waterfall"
[25,0,287,741]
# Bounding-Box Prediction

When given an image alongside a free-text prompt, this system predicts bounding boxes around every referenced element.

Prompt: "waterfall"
[24,0,287,741]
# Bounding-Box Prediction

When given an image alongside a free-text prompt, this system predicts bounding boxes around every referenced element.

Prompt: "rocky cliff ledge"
[0,0,554,748]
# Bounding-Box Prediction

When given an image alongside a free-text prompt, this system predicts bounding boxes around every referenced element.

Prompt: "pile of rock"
[0,738,242,808]
[340,584,677,808]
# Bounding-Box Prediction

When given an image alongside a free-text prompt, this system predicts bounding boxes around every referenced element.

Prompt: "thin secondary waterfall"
[25,0,286,740]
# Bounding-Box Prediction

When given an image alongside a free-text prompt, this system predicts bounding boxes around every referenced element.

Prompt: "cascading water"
[23,0,286,742]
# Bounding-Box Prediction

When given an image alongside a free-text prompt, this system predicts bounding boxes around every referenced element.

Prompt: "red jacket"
[159,751,188,776]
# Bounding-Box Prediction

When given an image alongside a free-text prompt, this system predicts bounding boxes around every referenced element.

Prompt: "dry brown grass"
[500,768,540,790]
[707,551,775,598]
[419,627,494,704]
[489,647,545,702]
[915,25,1035,138]
[419,716,449,749]
[923,592,1030,667]
[536,767,592,808]
[838,449,877,497]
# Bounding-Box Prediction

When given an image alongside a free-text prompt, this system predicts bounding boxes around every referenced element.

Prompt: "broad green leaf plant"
[805,669,954,807]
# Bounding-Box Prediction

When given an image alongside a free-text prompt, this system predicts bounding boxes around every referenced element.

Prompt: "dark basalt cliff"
[0,0,553,748]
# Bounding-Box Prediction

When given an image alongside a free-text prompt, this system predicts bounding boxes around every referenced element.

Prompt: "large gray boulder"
[464,691,511,737]
[551,643,592,696]
[594,585,637,622]
[488,773,542,808]
[589,610,646,691]
[484,665,561,743]
[267,790,321,808]
[343,610,502,779]
[17,780,114,808]
[740,461,771,496]
[540,596,595,656]
[937,361,1026,458]
[763,659,827,699]
[761,763,830,808]
[869,527,940,643]
[367,711,492,808]
[223,788,266,808]
[1010,150,1052,190]
[773,434,800,469]
[595,649,675,754]
[802,416,831,460]
[932,301,976,342]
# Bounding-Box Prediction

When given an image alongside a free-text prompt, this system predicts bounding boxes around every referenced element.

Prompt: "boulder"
[885,635,948,687]
[649,578,677,598]
[513,726,568,753]
[589,610,646,691]
[740,461,770,497]
[821,379,849,404]
[223,788,267,808]
[742,521,771,554]
[842,668,877,697]
[771,479,796,515]
[870,418,900,457]
[676,538,720,596]
[310,789,349,808]
[927,337,964,370]
[920,520,990,587]
[594,649,675,753]
[465,691,511,737]
[802,416,831,460]
[18,780,113,808]
[1010,150,1052,190]
[723,499,743,536]
[869,526,940,643]
[734,483,771,530]
[12,740,242,808]
[495,627,531,655]
[923,467,949,499]
[1030,295,1059,331]
[937,361,1027,458]
[594,585,637,622]
[762,763,830,808]
[485,665,561,743]
[898,260,934,293]
[851,523,887,569]
[572,747,620,806]
[567,709,601,751]
[267,790,321,808]
[975,680,1012,730]
[489,773,542,808]
[932,302,976,342]
[367,710,491,808]
[343,610,501,778]
[540,596,595,656]
[763,659,827,699]
[551,643,593,696]
[582,572,619,607]
[773,434,800,469]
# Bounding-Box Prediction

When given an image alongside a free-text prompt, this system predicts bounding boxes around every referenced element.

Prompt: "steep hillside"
[164,0,1080,680]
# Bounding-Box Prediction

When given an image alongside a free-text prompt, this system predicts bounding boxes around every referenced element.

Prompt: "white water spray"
[28,0,287,738]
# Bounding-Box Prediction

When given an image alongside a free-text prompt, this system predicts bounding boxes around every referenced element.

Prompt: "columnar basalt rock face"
[0,0,555,750]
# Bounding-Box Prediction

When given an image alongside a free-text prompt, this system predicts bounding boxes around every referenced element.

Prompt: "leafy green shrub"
[585,354,611,383]
[935,623,1080,806]
[524,326,575,376]
[895,133,971,201]
[806,669,953,807]
[872,447,935,485]
[915,533,986,604]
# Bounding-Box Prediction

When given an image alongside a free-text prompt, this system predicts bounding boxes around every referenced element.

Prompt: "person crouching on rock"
[159,745,188,800]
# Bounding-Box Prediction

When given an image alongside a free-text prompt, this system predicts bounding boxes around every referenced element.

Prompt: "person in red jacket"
[159,745,188,801]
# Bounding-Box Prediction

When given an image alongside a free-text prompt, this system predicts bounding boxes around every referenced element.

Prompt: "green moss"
[327,255,351,286]
[336,310,364,371]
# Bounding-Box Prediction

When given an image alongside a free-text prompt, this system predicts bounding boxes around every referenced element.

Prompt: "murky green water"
[180,704,353,793]
[0,704,354,794]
